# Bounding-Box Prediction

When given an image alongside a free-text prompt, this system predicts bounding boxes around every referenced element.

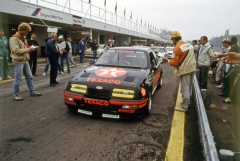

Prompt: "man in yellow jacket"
[163,32,196,112]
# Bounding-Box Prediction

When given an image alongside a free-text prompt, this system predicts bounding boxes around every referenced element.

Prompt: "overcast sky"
[78,0,239,41]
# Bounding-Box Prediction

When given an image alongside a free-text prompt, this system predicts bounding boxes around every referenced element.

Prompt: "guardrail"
[192,74,219,161]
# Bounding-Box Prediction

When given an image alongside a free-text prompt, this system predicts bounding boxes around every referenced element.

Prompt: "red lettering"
[108,80,114,83]
[114,80,121,84]
[104,102,109,106]
[97,78,103,82]
[87,78,91,81]
[102,79,108,83]
[91,78,97,82]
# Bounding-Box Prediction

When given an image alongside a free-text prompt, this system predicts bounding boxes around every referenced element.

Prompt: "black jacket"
[92,41,98,50]
[27,38,39,53]
[45,39,60,59]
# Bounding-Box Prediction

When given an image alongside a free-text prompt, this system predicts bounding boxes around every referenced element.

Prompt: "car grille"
[87,88,111,99]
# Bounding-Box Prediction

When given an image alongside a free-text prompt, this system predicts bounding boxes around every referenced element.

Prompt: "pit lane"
[0,62,201,160]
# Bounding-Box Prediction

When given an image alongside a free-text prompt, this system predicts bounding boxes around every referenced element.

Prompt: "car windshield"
[166,47,174,51]
[98,45,104,49]
[95,49,148,68]
[153,48,164,52]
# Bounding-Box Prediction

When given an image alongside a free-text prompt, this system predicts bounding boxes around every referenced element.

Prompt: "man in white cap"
[163,32,196,112]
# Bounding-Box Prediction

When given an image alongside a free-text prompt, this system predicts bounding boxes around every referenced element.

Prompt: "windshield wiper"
[118,51,119,69]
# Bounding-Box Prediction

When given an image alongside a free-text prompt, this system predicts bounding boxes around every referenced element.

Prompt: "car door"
[149,51,161,94]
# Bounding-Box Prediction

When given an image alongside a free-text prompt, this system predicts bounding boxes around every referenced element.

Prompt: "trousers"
[180,72,194,109]
[29,52,37,75]
[198,66,209,89]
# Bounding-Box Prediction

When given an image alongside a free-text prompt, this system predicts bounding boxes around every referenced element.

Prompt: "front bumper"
[64,91,148,119]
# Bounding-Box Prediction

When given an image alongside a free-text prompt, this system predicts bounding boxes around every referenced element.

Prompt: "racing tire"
[145,91,152,115]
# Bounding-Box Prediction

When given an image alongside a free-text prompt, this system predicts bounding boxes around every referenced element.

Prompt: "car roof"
[109,46,151,52]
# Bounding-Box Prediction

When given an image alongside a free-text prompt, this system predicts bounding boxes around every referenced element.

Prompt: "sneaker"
[42,72,46,76]
[60,71,64,74]
[222,97,232,103]
[14,96,23,101]
[216,83,223,89]
[174,106,187,112]
[5,76,12,79]
[212,80,221,84]
[30,91,42,97]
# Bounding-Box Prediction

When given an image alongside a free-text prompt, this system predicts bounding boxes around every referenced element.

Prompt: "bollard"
[219,149,235,161]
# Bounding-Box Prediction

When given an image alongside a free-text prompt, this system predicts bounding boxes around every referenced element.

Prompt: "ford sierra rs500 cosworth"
[63,47,163,119]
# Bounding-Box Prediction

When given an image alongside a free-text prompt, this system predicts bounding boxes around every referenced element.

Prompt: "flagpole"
[105,1,106,23]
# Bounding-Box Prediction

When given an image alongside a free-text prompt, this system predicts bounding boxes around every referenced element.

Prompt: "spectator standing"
[58,36,70,74]
[112,40,115,47]
[122,40,129,46]
[27,33,39,76]
[0,28,11,81]
[9,23,42,100]
[219,36,240,102]
[197,36,215,89]
[192,40,198,58]
[212,40,231,84]
[78,37,85,63]
[92,38,98,60]
[45,32,63,87]
[163,32,196,112]
[67,38,77,67]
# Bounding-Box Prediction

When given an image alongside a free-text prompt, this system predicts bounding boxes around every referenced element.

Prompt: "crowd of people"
[192,36,240,104]
[162,31,240,112]
[2,22,239,103]
[210,36,240,103]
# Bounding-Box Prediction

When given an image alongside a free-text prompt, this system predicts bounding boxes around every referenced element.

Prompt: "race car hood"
[72,66,147,88]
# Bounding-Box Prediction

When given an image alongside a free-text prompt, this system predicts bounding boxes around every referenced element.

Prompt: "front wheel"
[145,91,152,115]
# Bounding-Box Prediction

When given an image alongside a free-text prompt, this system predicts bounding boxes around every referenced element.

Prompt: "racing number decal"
[95,68,126,78]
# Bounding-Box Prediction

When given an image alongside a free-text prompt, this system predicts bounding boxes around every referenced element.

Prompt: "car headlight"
[112,88,135,98]
[70,84,87,94]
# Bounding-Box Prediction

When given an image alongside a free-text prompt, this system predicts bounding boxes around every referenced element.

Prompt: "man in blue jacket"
[45,33,63,87]
[78,37,85,63]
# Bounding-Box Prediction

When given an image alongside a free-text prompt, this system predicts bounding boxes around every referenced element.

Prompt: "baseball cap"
[58,35,64,38]
[170,32,181,40]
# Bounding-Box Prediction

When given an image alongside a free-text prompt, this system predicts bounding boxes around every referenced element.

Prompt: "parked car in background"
[151,46,168,63]
[166,47,174,59]
[84,44,106,58]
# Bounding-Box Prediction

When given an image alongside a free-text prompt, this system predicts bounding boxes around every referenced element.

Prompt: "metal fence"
[19,0,160,39]
[192,74,219,161]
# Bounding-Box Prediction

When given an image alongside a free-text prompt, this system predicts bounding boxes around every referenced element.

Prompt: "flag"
[115,2,117,14]
[124,7,126,17]
[130,11,132,19]
[104,0,106,6]
[141,18,142,25]
[88,0,91,3]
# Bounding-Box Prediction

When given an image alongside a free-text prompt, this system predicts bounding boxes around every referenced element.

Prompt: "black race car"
[63,47,163,119]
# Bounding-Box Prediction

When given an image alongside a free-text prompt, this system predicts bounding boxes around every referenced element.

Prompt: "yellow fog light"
[112,88,135,98]
[70,84,87,94]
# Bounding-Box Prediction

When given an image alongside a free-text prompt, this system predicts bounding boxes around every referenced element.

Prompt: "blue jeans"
[44,57,50,73]
[93,49,97,59]
[13,62,35,96]
[60,53,70,72]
